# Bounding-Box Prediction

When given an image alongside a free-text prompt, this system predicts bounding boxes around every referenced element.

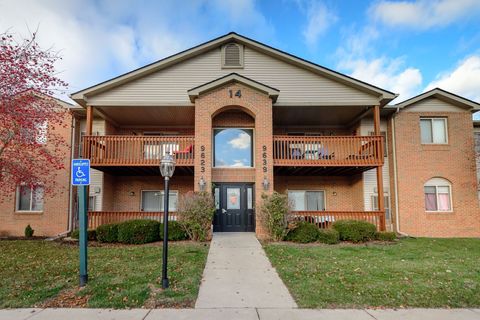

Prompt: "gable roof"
[71,32,397,106]
[396,88,480,112]
[187,73,280,102]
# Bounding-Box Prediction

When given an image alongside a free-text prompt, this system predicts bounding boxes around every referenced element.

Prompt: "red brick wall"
[0,110,73,237]
[274,175,364,211]
[194,83,274,237]
[394,111,480,237]
[102,175,193,212]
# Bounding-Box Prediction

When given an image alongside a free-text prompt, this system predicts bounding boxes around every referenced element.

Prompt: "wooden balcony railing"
[273,135,384,166]
[88,211,178,229]
[290,211,385,231]
[82,135,195,166]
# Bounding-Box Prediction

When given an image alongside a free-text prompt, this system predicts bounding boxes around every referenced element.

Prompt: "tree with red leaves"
[0,31,69,199]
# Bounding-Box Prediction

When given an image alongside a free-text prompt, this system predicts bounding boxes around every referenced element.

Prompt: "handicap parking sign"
[72,159,90,186]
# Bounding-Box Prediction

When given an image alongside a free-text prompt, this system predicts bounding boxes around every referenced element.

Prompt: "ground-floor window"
[88,196,96,211]
[141,190,178,212]
[16,185,44,212]
[372,194,390,219]
[288,190,325,211]
[424,178,452,212]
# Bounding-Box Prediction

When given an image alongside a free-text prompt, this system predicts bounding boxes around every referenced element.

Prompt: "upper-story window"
[21,120,48,145]
[424,178,452,212]
[222,43,244,68]
[420,118,447,144]
[214,128,253,167]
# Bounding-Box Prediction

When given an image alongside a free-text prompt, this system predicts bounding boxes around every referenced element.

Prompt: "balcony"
[82,135,195,175]
[273,135,384,175]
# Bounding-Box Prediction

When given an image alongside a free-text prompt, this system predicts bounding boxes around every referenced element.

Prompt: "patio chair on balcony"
[175,144,194,160]
[347,141,376,160]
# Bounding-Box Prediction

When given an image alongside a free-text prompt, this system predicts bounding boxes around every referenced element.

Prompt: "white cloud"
[228,132,251,150]
[370,0,480,29]
[302,1,337,46]
[0,0,273,101]
[339,57,422,99]
[426,55,480,102]
[335,26,422,100]
[231,160,246,167]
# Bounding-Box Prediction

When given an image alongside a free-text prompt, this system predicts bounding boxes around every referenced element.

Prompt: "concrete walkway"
[2,308,480,320]
[195,232,297,309]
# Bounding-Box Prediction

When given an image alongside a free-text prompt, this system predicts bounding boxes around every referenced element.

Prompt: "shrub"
[117,219,160,244]
[96,223,119,243]
[332,220,377,243]
[177,192,215,242]
[160,221,189,241]
[285,221,319,243]
[317,228,340,244]
[259,192,290,241]
[24,224,34,238]
[71,229,97,241]
[376,231,397,242]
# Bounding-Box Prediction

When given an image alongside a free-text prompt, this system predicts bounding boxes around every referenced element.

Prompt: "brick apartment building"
[2,33,479,237]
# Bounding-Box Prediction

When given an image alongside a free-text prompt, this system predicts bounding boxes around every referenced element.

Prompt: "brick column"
[193,83,274,237]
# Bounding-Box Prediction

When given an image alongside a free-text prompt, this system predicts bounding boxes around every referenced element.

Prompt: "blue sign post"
[72,159,90,287]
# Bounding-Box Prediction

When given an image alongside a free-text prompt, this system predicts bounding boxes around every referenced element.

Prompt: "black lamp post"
[160,153,175,289]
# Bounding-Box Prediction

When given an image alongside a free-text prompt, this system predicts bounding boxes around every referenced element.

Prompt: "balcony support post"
[373,105,386,231]
[86,105,93,135]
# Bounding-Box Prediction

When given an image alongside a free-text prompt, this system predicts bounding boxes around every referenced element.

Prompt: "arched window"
[424,178,452,212]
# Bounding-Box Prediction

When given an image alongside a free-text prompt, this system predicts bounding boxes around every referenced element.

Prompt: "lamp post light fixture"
[159,153,175,289]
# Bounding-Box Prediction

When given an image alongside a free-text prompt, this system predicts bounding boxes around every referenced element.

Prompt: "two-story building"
[2,32,479,237]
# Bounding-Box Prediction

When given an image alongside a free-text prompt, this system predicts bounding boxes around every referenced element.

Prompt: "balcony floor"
[273,165,377,176]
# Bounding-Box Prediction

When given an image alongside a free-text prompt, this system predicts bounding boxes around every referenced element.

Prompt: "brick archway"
[193,82,274,236]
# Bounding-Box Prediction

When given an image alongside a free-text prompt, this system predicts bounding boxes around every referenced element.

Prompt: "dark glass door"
[213,183,255,232]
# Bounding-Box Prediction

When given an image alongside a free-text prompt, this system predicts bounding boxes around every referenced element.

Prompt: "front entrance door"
[213,183,255,232]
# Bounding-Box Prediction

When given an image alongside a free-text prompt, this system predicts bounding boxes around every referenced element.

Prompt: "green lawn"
[264,238,480,308]
[0,240,209,308]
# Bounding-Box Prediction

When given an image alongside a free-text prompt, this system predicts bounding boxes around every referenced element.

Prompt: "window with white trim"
[88,196,96,211]
[424,178,452,212]
[288,190,325,211]
[141,190,178,212]
[16,185,44,212]
[372,194,390,219]
[420,118,447,144]
[20,120,48,144]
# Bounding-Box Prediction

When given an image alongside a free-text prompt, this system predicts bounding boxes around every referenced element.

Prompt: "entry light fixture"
[199,176,206,191]
[262,177,269,191]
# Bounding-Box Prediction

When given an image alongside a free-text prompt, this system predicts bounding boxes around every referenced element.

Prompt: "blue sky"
[1,0,480,108]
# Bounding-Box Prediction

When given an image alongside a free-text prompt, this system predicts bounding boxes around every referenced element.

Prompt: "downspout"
[391,108,409,237]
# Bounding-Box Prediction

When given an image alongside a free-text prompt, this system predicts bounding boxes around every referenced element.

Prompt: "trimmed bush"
[332,220,377,243]
[317,228,340,244]
[259,192,290,241]
[177,192,216,242]
[285,222,319,243]
[96,223,119,243]
[117,219,160,244]
[24,224,34,238]
[160,221,189,241]
[376,231,397,242]
[71,229,97,241]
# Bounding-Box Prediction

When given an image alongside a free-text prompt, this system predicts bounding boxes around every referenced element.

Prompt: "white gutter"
[391,108,409,237]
